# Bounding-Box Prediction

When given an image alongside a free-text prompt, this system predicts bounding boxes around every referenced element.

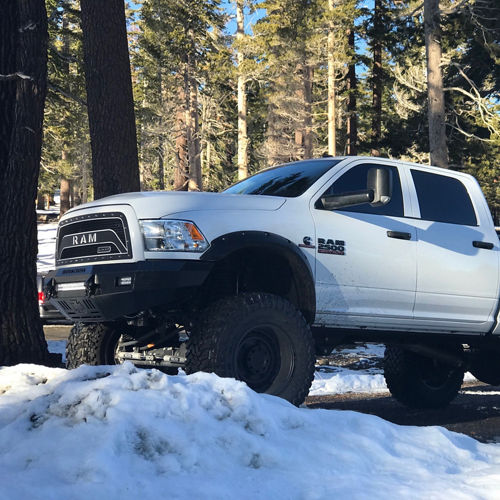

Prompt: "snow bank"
[1,363,499,499]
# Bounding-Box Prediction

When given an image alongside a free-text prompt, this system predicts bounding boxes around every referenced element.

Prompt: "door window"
[318,163,404,217]
[411,170,477,226]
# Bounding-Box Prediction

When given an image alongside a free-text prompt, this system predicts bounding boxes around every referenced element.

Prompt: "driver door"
[311,161,417,330]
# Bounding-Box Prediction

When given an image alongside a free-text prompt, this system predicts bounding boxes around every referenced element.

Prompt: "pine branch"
[48,82,87,106]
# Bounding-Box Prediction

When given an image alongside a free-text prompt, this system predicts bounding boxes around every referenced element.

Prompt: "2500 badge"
[318,238,345,255]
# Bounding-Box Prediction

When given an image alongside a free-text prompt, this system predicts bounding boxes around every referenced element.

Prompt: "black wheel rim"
[419,357,455,390]
[234,326,288,393]
[104,331,129,365]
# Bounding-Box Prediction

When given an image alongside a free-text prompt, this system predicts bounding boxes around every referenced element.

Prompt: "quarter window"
[319,164,404,217]
[411,170,477,226]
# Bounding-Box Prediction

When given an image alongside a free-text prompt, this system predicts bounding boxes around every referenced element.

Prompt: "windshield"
[223,159,341,197]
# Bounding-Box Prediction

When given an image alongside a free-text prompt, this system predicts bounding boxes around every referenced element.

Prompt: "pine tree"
[424,0,448,168]
[42,0,90,209]
[80,0,141,199]
[0,0,51,365]
[137,0,225,191]
[236,0,249,179]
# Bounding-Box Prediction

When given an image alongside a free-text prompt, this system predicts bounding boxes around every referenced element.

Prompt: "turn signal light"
[185,222,205,241]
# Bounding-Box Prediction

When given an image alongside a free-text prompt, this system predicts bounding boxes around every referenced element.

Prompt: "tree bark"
[371,0,383,156]
[188,74,202,191]
[80,0,141,199]
[303,65,313,159]
[424,0,448,168]
[174,83,189,191]
[236,0,249,180]
[60,176,70,215]
[37,191,45,210]
[158,68,165,190]
[0,0,50,365]
[73,180,81,206]
[185,41,202,191]
[346,30,357,155]
[327,0,337,156]
[81,160,88,203]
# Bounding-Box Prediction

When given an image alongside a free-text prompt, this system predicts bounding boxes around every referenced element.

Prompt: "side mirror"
[367,167,392,207]
[320,166,392,210]
[321,189,374,210]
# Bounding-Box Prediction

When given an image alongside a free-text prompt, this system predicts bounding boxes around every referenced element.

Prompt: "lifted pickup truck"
[45,156,500,407]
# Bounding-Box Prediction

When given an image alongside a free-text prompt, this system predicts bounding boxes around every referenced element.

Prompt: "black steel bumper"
[44,260,214,322]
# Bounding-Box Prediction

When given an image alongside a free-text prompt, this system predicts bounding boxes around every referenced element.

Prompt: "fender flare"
[201,231,316,324]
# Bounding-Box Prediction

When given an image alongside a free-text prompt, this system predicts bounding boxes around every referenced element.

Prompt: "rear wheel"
[470,348,500,386]
[384,345,464,409]
[186,293,315,406]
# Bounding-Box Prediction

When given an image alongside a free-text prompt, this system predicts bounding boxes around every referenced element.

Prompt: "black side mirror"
[367,167,392,207]
[320,166,392,210]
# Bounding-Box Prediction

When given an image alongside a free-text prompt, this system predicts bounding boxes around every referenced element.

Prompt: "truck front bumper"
[44,260,213,322]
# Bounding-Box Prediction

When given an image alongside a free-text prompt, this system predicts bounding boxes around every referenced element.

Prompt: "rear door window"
[411,170,477,226]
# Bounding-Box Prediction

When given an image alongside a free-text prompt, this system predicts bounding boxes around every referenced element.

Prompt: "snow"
[0,362,499,500]
[37,223,58,274]
[311,369,388,396]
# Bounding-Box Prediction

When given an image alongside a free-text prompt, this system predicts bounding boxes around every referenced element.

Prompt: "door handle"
[387,231,412,240]
[473,241,494,250]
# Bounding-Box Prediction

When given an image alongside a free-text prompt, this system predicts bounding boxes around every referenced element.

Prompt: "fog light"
[56,282,86,292]
[118,276,132,286]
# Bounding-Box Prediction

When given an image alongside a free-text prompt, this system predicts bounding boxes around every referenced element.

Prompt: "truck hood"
[65,191,286,219]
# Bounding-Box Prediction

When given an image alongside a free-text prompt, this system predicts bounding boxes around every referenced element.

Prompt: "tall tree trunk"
[424,0,448,168]
[73,181,81,206]
[81,160,88,203]
[346,29,357,155]
[371,0,383,156]
[303,64,314,159]
[37,192,45,210]
[294,63,313,160]
[189,75,202,191]
[236,0,248,180]
[60,176,70,215]
[80,0,141,199]
[158,138,165,190]
[185,43,202,191]
[0,0,50,365]
[60,13,72,215]
[174,83,188,191]
[158,69,165,190]
[327,0,337,156]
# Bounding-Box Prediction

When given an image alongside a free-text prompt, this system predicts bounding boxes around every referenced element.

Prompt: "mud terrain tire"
[384,345,464,409]
[66,322,121,368]
[186,293,315,406]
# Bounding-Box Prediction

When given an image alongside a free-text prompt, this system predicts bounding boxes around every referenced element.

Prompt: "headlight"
[139,220,209,252]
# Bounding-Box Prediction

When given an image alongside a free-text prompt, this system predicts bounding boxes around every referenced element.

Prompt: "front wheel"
[186,293,316,406]
[66,322,123,368]
[384,345,464,409]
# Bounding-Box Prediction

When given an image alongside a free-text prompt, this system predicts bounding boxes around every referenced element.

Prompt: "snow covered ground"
[1,362,500,500]
[37,223,58,274]
[310,343,477,396]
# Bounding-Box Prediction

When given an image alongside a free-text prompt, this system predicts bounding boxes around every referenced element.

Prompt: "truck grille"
[56,212,132,265]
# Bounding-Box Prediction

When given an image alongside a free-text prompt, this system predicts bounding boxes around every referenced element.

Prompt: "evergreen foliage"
[41,0,499,218]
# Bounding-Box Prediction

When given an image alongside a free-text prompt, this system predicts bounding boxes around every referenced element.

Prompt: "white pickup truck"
[45,156,500,407]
